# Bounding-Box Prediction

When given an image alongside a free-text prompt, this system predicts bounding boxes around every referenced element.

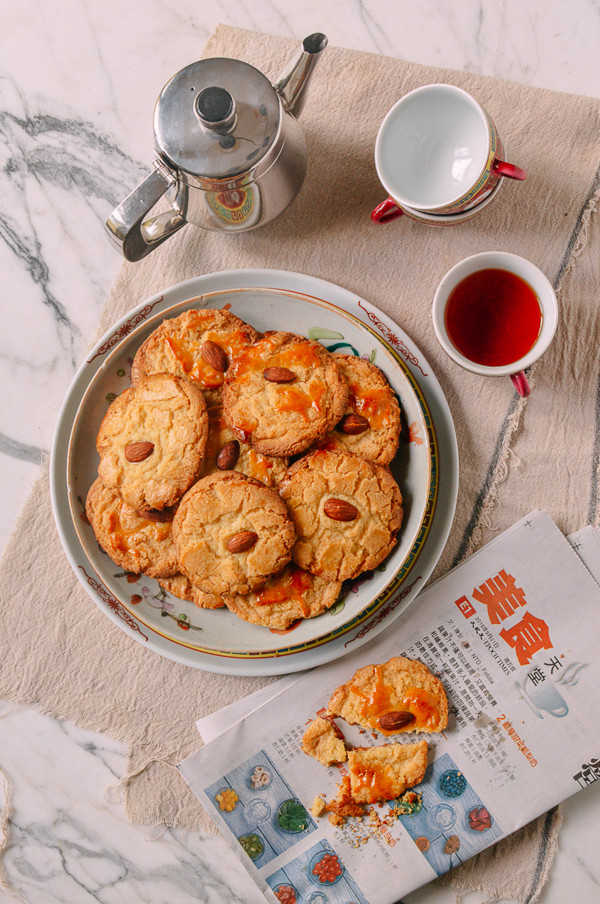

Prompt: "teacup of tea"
[371,84,526,225]
[432,252,558,397]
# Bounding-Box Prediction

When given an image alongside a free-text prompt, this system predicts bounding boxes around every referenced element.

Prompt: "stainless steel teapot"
[106,33,327,260]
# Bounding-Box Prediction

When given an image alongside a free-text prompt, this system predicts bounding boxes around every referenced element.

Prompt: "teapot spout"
[274,33,327,118]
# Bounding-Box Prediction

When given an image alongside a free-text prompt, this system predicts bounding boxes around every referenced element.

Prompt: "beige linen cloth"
[2,24,600,903]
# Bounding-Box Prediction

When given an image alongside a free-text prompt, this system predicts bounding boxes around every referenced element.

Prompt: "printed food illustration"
[438,769,467,798]
[238,832,264,860]
[215,787,239,811]
[205,750,316,868]
[245,798,271,823]
[85,307,406,631]
[277,798,310,832]
[427,802,457,830]
[273,884,297,904]
[311,851,344,884]
[394,790,423,816]
[444,834,460,854]
[249,764,271,788]
[267,841,368,904]
[395,753,503,876]
[467,805,493,832]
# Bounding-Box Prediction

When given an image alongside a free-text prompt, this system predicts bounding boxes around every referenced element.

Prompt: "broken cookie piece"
[327,656,448,735]
[302,716,347,766]
[310,795,327,817]
[348,740,428,804]
[325,775,365,824]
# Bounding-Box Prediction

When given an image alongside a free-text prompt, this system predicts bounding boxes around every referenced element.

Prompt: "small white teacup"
[432,252,558,397]
[372,83,526,224]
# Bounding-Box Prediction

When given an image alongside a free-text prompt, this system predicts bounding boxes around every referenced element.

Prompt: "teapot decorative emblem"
[106,33,327,260]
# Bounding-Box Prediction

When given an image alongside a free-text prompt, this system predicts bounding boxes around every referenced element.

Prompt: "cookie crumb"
[310,795,327,817]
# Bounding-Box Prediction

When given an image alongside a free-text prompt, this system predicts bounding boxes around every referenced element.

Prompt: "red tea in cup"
[444,268,543,367]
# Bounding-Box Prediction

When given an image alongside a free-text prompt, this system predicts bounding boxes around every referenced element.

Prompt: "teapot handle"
[105,163,186,261]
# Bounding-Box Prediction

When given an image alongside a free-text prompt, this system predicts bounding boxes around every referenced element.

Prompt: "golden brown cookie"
[225,563,342,629]
[279,449,403,581]
[327,656,448,735]
[203,404,288,487]
[172,472,296,595]
[222,331,348,457]
[315,354,401,466]
[96,373,208,512]
[158,573,226,609]
[85,478,178,578]
[302,717,347,766]
[347,741,428,803]
[131,308,260,407]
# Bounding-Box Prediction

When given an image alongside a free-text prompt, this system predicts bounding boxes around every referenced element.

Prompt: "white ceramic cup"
[432,252,558,397]
[398,177,504,227]
[372,84,526,223]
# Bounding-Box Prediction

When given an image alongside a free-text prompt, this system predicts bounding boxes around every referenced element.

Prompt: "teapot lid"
[153,58,281,180]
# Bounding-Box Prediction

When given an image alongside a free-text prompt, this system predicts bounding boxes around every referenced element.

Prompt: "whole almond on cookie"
[201,340,228,373]
[324,498,358,521]
[226,530,259,553]
[124,441,155,462]
[379,711,416,731]
[340,413,370,435]
[263,366,296,383]
[217,440,240,470]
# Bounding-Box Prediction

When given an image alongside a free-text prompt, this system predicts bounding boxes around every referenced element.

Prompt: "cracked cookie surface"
[226,563,342,629]
[348,741,428,803]
[222,331,348,457]
[158,573,227,609]
[327,656,448,734]
[85,478,178,578]
[96,373,208,512]
[279,449,403,581]
[131,308,259,407]
[302,716,347,766]
[172,472,296,595]
[315,354,401,466]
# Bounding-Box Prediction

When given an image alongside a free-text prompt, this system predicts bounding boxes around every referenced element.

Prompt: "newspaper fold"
[180,512,600,904]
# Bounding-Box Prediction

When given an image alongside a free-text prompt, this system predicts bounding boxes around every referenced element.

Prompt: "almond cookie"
[348,741,428,803]
[85,478,178,578]
[279,449,403,581]
[158,573,226,609]
[316,354,401,466]
[97,373,208,511]
[203,404,288,487]
[327,656,448,735]
[225,563,342,629]
[222,331,348,457]
[131,308,260,407]
[172,472,296,595]
[302,716,347,766]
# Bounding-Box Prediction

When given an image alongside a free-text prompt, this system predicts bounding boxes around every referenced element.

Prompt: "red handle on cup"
[493,160,527,181]
[510,371,530,397]
[371,197,404,224]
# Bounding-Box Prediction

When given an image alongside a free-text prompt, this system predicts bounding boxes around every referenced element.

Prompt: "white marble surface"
[1,1,600,901]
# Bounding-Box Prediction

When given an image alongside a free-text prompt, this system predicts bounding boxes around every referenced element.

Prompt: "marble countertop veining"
[1,1,600,902]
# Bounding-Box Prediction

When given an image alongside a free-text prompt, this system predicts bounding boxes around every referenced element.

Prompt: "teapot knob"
[195,86,237,131]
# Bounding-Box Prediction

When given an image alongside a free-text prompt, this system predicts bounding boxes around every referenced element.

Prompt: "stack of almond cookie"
[85,307,404,630]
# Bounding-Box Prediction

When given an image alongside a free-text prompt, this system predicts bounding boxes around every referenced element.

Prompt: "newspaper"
[179,512,600,904]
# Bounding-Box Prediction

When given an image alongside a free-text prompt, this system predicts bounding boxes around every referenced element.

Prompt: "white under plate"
[50,270,458,676]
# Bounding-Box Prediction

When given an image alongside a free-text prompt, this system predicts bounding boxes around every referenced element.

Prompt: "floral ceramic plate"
[50,270,458,675]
